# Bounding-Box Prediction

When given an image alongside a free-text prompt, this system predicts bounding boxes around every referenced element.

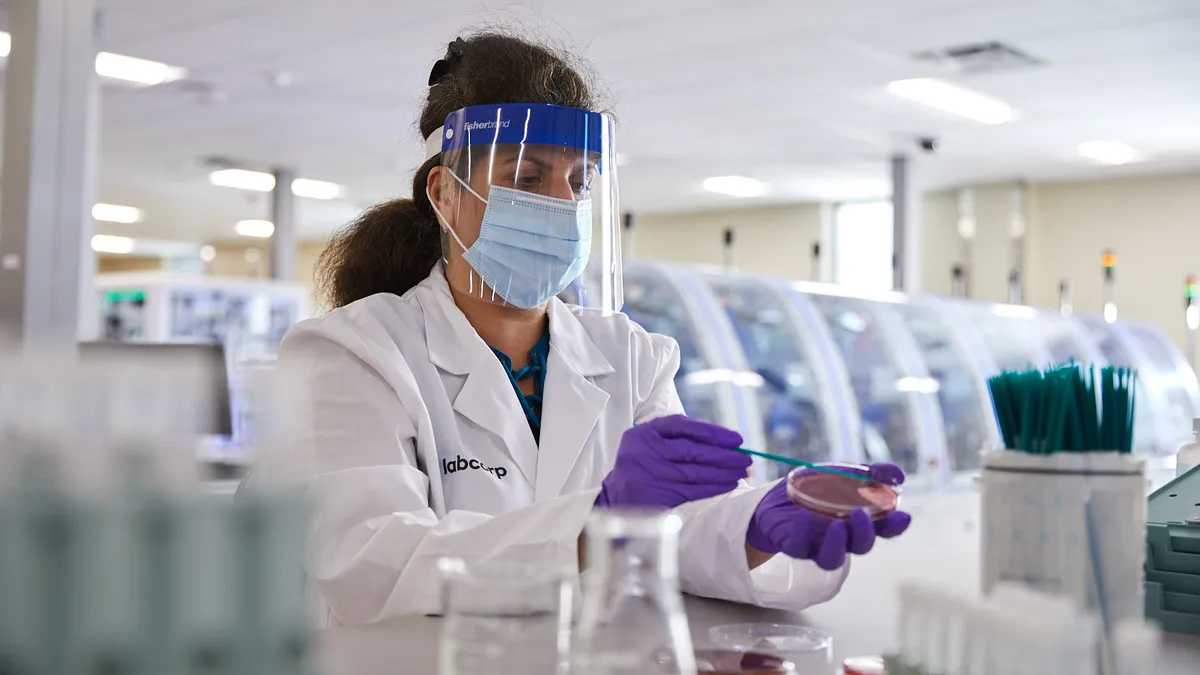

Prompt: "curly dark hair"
[315,31,603,308]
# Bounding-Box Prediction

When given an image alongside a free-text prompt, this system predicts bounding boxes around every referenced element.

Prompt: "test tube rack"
[891,582,1159,675]
[0,356,314,675]
[1145,463,1200,635]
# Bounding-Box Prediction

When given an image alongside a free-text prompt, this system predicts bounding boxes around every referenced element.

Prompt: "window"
[834,201,893,292]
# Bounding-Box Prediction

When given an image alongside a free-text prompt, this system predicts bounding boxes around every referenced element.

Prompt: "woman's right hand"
[594,415,750,509]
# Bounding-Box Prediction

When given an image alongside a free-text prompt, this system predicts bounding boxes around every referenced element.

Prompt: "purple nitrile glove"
[595,415,751,509]
[745,463,912,571]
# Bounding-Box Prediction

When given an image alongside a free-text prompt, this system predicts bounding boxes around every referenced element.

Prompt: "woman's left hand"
[744,463,912,571]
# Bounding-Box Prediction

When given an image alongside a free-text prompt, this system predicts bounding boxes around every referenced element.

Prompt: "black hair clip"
[428,37,466,86]
[427,59,452,86]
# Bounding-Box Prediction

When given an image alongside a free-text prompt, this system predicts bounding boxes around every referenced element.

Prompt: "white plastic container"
[1176,418,1200,478]
[980,449,1146,628]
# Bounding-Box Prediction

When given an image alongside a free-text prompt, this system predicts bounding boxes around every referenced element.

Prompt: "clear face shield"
[426,104,622,313]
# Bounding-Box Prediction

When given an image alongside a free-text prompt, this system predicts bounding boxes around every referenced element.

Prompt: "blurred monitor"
[77,341,233,437]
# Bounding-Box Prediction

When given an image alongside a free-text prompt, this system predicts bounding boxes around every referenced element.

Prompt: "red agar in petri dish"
[786,465,899,520]
[653,648,795,674]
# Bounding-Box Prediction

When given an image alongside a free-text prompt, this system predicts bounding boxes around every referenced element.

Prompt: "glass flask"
[438,559,573,675]
[573,509,696,675]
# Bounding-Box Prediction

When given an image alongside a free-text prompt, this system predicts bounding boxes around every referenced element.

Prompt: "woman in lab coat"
[273,32,911,626]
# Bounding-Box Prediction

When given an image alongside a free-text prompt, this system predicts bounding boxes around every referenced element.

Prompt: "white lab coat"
[271,266,848,626]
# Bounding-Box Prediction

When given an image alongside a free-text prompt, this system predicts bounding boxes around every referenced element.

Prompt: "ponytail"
[315,157,442,309]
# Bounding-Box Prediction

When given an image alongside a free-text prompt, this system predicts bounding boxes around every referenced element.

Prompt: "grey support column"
[1009,181,1028,305]
[890,154,923,293]
[77,55,102,341]
[957,187,976,298]
[622,212,635,260]
[0,0,98,347]
[818,202,834,282]
[269,167,298,280]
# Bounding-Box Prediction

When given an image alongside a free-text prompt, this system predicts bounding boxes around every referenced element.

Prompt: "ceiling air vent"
[912,41,1041,74]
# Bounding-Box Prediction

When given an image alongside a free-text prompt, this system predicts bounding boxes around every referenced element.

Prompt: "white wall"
[631,204,824,279]
[921,173,1200,367]
[1026,173,1200,353]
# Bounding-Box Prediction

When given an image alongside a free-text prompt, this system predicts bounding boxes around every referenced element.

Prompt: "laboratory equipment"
[651,648,795,674]
[939,299,1051,372]
[609,260,1198,497]
[1144,466,1200,635]
[95,272,311,351]
[704,272,860,478]
[982,364,1145,629]
[573,509,695,675]
[96,273,310,472]
[1077,315,1189,457]
[888,299,998,478]
[981,449,1147,628]
[795,283,947,489]
[438,559,572,675]
[707,623,830,670]
[78,341,233,437]
[987,365,1137,455]
[708,623,830,655]
[1178,420,1200,477]
[1124,320,1200,448]
[890,582,1109,675]
[786,466,899,519]
[621,262,766,475]
[0,353,312,675]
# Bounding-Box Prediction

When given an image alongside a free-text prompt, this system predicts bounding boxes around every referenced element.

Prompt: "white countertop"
[317,492,1200,674]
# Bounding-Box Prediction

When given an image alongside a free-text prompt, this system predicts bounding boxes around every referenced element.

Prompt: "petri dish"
[652,648,795,674]
[708,623,832,657]
[786,465,899,520]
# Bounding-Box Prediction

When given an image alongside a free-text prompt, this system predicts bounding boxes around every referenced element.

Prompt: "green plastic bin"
[1146,566,1200,596]
[1146,581,1200,635]
[1146,466,1200,576]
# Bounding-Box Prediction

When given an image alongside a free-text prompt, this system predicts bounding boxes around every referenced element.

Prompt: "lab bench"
[317,493,1200,674]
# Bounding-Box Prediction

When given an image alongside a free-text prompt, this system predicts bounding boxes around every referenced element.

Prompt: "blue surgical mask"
[429,172,592,309]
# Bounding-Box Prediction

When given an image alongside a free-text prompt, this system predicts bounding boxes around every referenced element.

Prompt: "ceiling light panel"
[210,169,276,192]
[291,178,344,200]
[95,51,186,86]
[887,78,1013,125]
[91,235,134,254]
[0,32,185,86]
[235,220,275,238]
[92,203,143,224]
[211,170,345,200]
[702,175,768,198]
[1077,141,1140,165]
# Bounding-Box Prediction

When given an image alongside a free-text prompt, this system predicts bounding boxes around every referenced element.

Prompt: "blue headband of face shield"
[424,103,611,166]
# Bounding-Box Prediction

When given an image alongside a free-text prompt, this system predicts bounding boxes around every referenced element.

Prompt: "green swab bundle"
[987,364,1137,454]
